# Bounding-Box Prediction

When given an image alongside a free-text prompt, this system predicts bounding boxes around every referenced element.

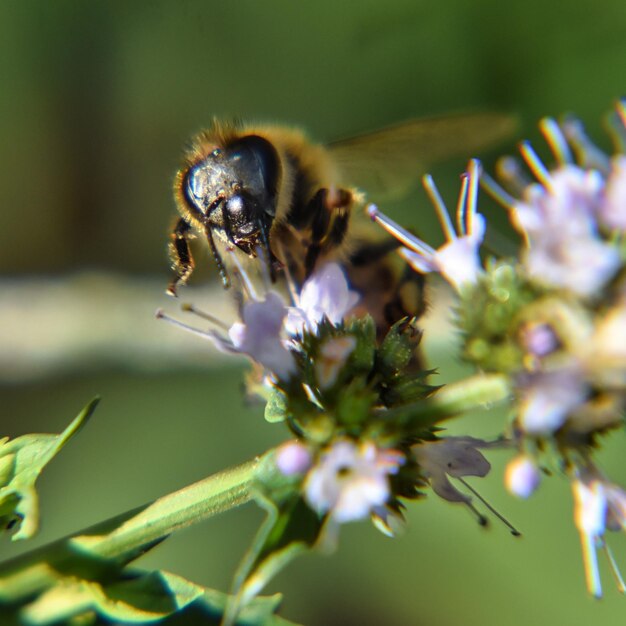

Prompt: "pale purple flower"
[509,158,620,297]
[572,466,626,597]
[505,455,541,499]
[304,439,404,523]
[228,291,297,380]
[275,441,313,476]
[516,368,589,435]
[369,160,485,291]
[413,436,492,503]
[285,263,360,336]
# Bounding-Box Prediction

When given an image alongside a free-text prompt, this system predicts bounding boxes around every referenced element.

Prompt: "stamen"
[540,117,573,165]
[156,309,228,343]
[466,159,481,234]
[227,249,260,301]
[366,205,435,257]
[457,477,521,536]
[602,540,626,593]
[464,500,489,527]
[422,174,456,241]
[561,117,610,173]
[519,141,553,188]
[272,239,299,306]
[496,156,532,196]
[480,171,515,210]
[579,530,602,598]
[616,98,626,130]
[180,303,230,331]
[254,244,273,294]
[608,101,626,153]
[455,173,470,237]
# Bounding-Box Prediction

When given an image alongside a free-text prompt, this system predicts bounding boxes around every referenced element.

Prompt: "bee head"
[183,135,281,254]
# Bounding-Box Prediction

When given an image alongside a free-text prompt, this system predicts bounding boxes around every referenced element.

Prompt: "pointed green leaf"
[0,397,99,540]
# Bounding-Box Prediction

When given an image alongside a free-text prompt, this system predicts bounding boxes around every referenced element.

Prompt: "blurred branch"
[0,272,238,383]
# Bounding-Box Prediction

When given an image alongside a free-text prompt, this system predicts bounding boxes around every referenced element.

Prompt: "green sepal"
[376,317,422,379]
[264,388,288,423]
[0,397,99,541]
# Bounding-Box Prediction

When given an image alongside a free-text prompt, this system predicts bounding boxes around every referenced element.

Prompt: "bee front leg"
[167,217,196,296]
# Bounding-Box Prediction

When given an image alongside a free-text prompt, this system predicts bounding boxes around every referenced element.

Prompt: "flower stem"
[0,457,259,604]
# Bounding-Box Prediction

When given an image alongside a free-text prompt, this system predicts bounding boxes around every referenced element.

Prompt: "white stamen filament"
[423,174,456,241]
[367,205,436,257]
[519,141,553,189]
[540,117,573,165]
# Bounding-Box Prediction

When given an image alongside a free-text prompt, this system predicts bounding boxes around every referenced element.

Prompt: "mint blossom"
[413,436,492,503]
[285,263,360,336]
[368,159,485,291]
[511,164,620,297]
[304,440,404,524]
[516,368,589,435]
[227,292,297,380]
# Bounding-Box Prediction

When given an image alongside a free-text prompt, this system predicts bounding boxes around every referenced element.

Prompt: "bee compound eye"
[186,166,210,208]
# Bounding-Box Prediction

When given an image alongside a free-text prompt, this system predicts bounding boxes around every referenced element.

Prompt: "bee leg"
[203,224,231,289]
[304,188,353,277]
[167,218,196,296]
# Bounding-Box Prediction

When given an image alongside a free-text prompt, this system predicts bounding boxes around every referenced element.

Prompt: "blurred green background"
[2,1,626,624]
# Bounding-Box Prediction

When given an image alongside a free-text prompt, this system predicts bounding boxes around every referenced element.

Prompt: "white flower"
[285,263,360,336]
[516,368,589,435]
[413,436,492,503]
[505,455,541,499]
[572,466,626,597]
[304,439,404,524]
[369,159,485,291]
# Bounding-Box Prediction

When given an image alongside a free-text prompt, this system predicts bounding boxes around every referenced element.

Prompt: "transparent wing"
[328,111,518,199]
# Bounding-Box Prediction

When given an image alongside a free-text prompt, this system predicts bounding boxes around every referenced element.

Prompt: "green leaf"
[0,397,99,541]
[18,567,298,626]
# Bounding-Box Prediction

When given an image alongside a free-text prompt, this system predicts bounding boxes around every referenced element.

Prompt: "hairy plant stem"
[0,458,258,603]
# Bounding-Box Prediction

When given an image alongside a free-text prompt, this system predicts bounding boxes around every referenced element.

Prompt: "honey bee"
[169,113,515,331]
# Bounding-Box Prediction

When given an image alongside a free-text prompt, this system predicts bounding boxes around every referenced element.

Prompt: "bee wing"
[328,111,517,199]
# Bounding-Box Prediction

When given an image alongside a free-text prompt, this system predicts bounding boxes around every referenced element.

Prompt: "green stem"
[0,457,259,604]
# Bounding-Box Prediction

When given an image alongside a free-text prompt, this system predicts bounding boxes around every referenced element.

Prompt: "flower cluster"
[370,102,626,597]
